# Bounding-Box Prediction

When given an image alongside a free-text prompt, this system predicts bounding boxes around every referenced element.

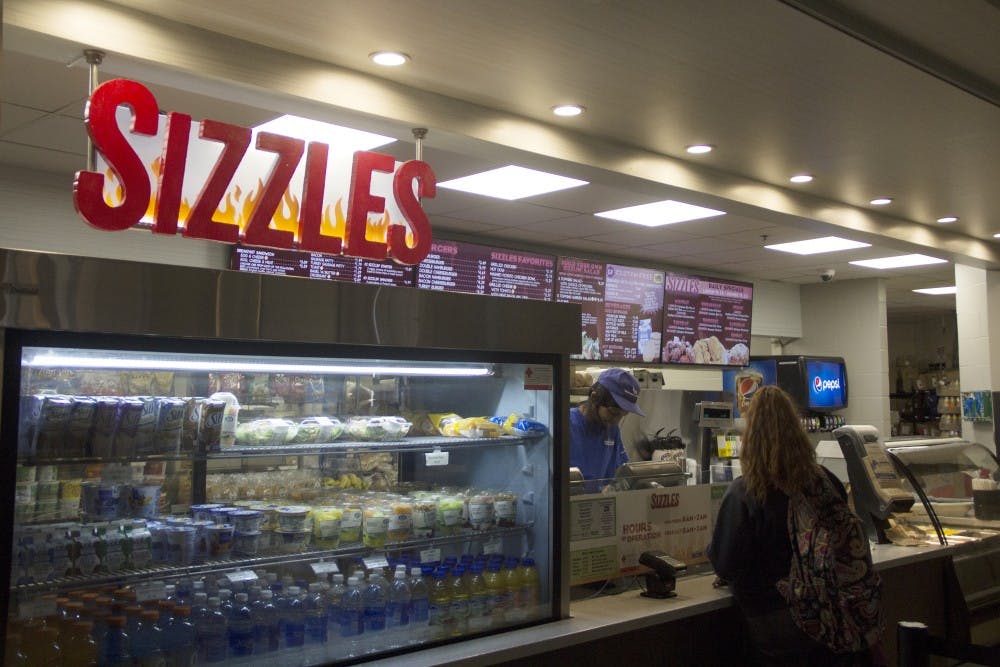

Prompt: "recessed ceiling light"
[369,51,409,66]
[686,144,714,154]
[595,200,725,227]
[253,115,395,151]
[870,197,893,206]
[790,174,814,183]
[850,254,946,269]
[437,165,588,200]
[936,216,958,224]
[552,104,585,117]
[765,236,870,255]
[994,233,1000,239]
[913,286,957,295]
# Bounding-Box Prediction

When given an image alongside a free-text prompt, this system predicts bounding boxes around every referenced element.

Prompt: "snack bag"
[430,413,463,437]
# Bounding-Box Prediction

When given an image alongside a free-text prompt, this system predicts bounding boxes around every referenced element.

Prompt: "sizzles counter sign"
[73,79,436,265]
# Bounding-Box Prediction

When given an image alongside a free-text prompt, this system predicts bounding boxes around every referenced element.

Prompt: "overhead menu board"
[555,257,606,360]
[231,246,414,287]
[602,264,665,363]
[415,240,555,300]
[661,274,753,365]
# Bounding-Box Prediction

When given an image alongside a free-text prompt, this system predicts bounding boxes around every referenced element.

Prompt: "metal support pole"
[412,127,428,161]
[84,49,105,172]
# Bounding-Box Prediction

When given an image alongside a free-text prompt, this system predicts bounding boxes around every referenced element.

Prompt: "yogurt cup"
[210,506,239,525]
[229,510,264,534]
[275,506,310,532]
[207,524,234,558]
[232,531,263,556]
[165,526,196,565]
[190,503,225,523]
[273,529,311,555]
[129,485,161,519]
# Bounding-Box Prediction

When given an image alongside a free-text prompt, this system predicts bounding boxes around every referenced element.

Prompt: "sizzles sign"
[73,79,436,265]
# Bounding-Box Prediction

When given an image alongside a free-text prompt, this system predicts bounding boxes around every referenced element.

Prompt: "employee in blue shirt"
[570,368,645,488]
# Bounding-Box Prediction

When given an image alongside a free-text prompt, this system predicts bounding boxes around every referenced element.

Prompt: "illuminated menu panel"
[416,240,555,300]
[555,257,606,360]
[662,273,753,365]
[232,246,414,287]
[231,247,309,277]
[602,264,665,363]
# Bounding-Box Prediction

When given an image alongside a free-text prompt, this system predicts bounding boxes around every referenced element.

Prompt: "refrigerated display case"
[0,249,579,665]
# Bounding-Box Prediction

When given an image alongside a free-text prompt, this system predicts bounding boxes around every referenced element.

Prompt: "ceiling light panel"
[437,165,588,200]
[936,216,958,224]
[765,236,870,255]
[370,51,409,66]
[789,174,813,183]
[595,200,725,227]
[552,104,585,116]
[850,254,947,269]
[254,115,395,152]
[913,286,957,295]
[686,144,713,154]
[869,197,893,206]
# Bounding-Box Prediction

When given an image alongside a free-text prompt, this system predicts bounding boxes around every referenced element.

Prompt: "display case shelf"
[11,523,532,597]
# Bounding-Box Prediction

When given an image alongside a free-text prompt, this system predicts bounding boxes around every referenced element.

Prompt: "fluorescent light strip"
[595,199,725,227]
[850,254,947,269]
[913,286,957,295]
[765,236,870,255]
[438,165,588,200]
[253,115,395,151]
[24,353,491,377]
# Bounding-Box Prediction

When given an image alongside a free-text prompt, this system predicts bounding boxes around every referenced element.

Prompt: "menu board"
[662,273,753,365]
[416,240,555,300]
[555,257,606,360]
[232,246,414,287]
[602,264,665,363]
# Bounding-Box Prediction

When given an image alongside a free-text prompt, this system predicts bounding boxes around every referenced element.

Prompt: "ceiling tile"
[2,114,88,156]
[1,103,48,135]
[445,200,578,227]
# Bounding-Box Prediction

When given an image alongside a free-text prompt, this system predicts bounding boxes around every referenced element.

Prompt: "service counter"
[367,539,992,667]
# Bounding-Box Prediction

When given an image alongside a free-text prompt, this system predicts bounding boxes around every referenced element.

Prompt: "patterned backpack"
[776,469,885,654]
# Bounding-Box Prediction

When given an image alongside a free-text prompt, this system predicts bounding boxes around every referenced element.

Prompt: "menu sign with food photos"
[416,239,555,300]
[555,257,607,360]
[602,264,665,363]
[662,273,753,366]
[232,246,415,287]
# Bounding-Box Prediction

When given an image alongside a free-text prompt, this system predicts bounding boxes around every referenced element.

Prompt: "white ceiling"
[3,0,999,319]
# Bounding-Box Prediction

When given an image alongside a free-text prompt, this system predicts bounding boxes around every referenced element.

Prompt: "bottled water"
[408,566,430,644]
[132,610,165,666]
[251,589,278,654]
[339,576,365,658]
[326,573,346,639]
[218,589,234,622]
[165,604,196,667]
[385,568,412,648]
[190,592,209,631]
[228,592,254,658]
[303,582,329,644]
[362,572,388,652]
[282,585,306,648]
[197,597,228,664]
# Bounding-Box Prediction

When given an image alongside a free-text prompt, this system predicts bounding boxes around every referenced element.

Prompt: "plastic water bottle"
[103,616,131,666]
[339,576,365,657]
[362,572,388,652]
[190,592,209,630]
[198,597,228,664]
[218,589,234,622]
[165,604,196,667]
[408,566,430,644]
[250,589,276,654]
[228,592,254,658]
[386,568,412,647]
[326,573,346,639]
[132,610,165,666]
[302,582,328,644]
[282,585,306,648]
[467,563,490,633]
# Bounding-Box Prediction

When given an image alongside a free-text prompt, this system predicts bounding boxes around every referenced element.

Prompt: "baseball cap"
[596,368,645,417]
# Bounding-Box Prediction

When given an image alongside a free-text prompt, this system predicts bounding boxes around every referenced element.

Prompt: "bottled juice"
[427,569,452,639]
[448,566,469,637]
[467,563,490,632]
[503,558,522,621]
[63,620,98,667]
[484,561,505,626]
[519,557,540,619]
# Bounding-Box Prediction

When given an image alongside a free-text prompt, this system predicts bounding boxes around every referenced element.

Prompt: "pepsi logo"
[812,376,841,392]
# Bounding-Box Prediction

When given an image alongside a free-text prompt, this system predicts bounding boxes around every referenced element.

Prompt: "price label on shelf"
[18,596,57,620]
[482,538,503,555]
[364,555,390,571]
[134,580,167,603]
[425,450,449,466]
[420,547,442,564]
[226,570,259,585]
[311,561,340,576]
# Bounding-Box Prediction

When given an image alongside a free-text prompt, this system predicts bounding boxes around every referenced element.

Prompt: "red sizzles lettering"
[73,79,436,265]
[650,493,680,509]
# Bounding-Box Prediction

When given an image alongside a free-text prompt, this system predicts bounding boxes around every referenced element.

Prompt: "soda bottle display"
[228,592,255,658]
[303,582,329,644]
[385,568,412,647]
[102,615,131,666]
[428,569,452,640]
[339,576,365,658]
[449,565,470,636]
[197,597,228,663]
[408,566,431,644]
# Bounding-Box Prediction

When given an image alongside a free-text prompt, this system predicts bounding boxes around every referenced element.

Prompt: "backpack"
[776,469,885,654]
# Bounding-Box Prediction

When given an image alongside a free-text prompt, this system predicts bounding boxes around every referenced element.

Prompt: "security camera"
[820,269,836,282]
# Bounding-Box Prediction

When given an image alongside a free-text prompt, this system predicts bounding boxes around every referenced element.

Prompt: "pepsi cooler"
[746,355,848,433]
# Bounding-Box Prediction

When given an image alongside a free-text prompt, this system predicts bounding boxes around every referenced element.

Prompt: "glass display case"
[0,248,579,666]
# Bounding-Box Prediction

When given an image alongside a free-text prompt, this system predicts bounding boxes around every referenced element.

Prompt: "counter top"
[365,540,960,667]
